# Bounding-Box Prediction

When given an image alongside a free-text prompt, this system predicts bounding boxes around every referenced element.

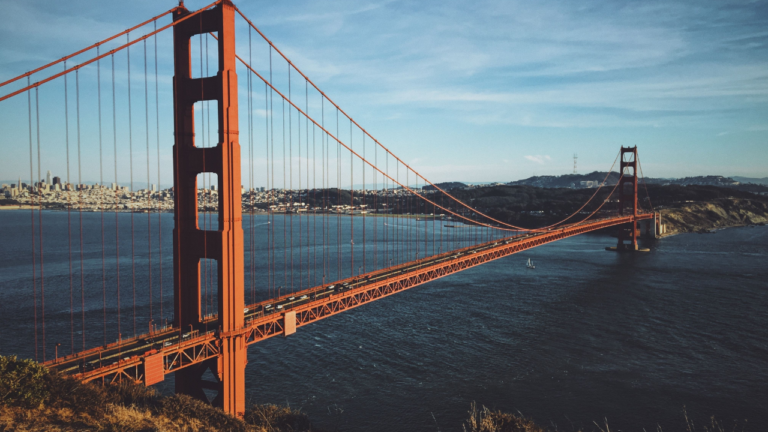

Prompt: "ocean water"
[0,209,766,431]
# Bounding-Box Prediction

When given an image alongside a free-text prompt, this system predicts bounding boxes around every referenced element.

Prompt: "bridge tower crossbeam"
[172,0,245,416]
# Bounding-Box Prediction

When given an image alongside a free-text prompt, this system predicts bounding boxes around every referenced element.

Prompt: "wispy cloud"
[525,155,551,164]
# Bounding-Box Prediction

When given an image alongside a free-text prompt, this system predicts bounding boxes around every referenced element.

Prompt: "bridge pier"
[172,0,245,417]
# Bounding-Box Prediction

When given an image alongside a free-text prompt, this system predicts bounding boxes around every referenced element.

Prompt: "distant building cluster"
[1,170,436,214]
[578,180,602,188]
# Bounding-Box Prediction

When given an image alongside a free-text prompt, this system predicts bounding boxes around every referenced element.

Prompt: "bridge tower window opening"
[193,100,219,148]
[190,32,219,80]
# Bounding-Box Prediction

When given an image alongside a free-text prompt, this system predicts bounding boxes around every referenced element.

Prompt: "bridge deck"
[44,214,652,385]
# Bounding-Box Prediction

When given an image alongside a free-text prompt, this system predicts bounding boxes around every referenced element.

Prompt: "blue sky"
[1,0,767,187]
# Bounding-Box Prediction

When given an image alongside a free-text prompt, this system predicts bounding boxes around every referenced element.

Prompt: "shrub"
[0,355,49,408]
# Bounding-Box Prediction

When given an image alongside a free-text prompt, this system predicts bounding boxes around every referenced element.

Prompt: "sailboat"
[526,258,535,269]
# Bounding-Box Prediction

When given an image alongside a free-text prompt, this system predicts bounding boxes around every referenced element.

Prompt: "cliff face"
[661,198,768,235]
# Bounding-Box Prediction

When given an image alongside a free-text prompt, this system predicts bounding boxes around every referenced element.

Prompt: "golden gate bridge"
[0,0,656,417]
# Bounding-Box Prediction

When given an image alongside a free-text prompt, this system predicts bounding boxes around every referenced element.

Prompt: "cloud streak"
[524,155,551,164]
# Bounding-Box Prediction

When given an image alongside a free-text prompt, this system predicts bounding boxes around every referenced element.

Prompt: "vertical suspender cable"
[336,108,340,280]
[154,21,163,324]
[269,47,275,296]
[350,120,354,276]
[297,71,302,291]
[36,87,45,361]
[144,39,152,323]
[265,80,271,297]
[385,154,389,267]
[425,179,428,256]
[98,47,107,346]
[406,170,410,260]
[76,69,86,351]
[350,120,354,277]
[312,82,316,287]
[304,81,308,288]
[33,87,45,361]
[268,47,274,296]
[373,139,377,270]
[112,54,121,342]
[65,61,74,354]
[127,34,136,337]
[298,73,303,290]
[396,161,399,264]
[28,77,38,361]
[322,98,326,285]
[363,134,366,273]
[282,95,287,294]
[440,193,443,254]
[247,26,254,304]
[289,65,293,293]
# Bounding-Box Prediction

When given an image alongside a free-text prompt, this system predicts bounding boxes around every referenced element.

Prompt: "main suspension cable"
[0,0,222,103]
[0,8,177,89]
[224,29,615,234]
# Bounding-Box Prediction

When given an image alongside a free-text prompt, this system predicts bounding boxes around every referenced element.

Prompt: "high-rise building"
[53,176,61,186]
[151,184,157,192]
[46,170,52,185]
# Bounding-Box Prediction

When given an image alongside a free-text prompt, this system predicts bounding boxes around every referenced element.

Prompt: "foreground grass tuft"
[463,402,546,432]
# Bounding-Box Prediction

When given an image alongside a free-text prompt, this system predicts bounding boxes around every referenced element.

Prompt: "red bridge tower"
[616,146,639,251]
[172,1,245,416]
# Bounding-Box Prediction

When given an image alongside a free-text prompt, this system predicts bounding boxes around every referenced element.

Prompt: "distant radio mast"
[573,153,578,174]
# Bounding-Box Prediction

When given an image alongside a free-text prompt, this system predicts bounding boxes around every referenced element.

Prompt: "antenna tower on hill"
[573,153,578,174]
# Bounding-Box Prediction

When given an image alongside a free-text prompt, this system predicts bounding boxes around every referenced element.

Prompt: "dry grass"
[0,355,322,432]
[463,402,547,432]
[0,356,752,431]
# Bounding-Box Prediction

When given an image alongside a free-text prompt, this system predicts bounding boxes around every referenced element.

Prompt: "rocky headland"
[660,198,768,236]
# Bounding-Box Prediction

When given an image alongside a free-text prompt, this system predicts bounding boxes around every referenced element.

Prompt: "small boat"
[350,239,355,245]
[526,258,535,269]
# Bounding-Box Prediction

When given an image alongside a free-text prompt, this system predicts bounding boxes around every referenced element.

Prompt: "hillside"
[422,181,467,191]
[733,176,768,186]
[660,198,768,235]
[427,183,768,233]
[507,171,619,189]
[507,172,745,189]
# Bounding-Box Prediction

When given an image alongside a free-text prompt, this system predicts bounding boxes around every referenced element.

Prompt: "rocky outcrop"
[661,198,768,235]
